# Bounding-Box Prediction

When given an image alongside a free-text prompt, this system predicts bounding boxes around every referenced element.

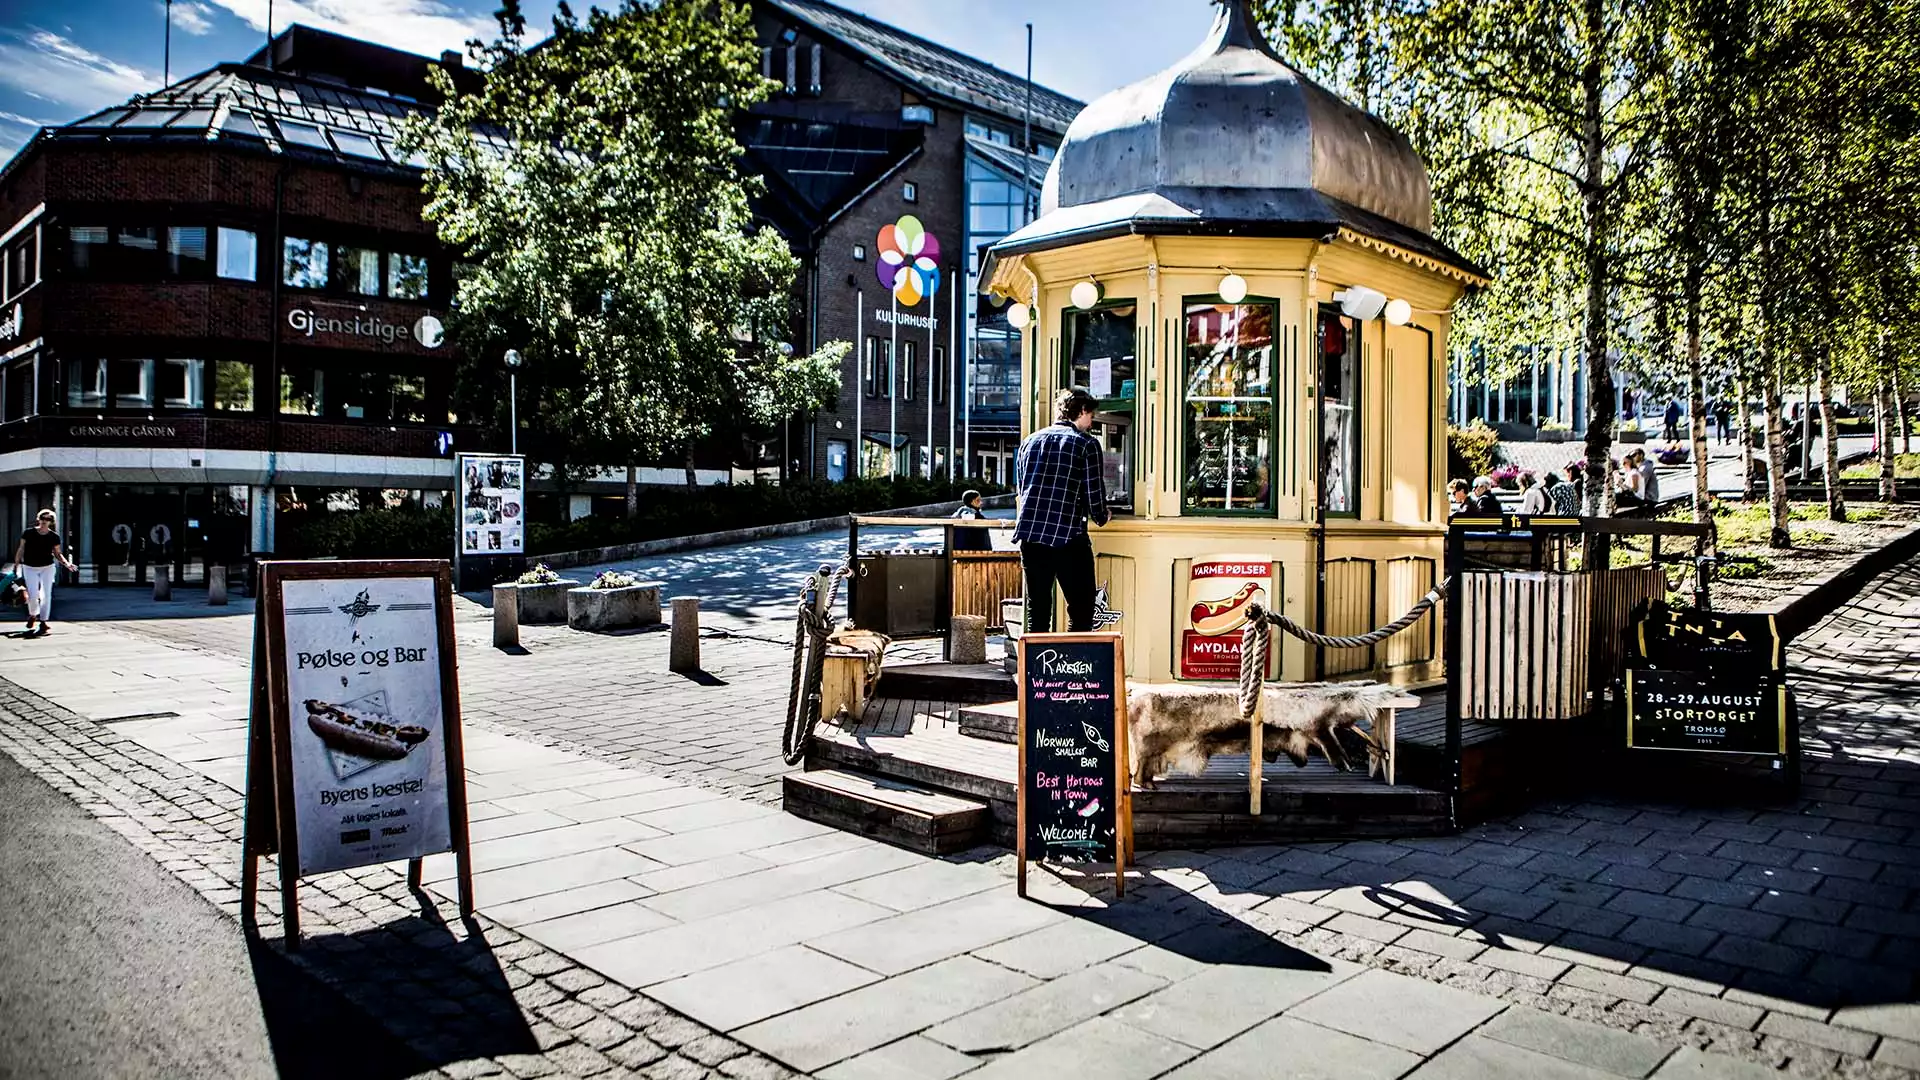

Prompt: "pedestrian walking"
[12,509,77,636]
[1664,400,1682,441]
[1013,389,1111,633]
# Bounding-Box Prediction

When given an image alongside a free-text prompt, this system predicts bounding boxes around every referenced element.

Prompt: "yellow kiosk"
[982,0,1488,689]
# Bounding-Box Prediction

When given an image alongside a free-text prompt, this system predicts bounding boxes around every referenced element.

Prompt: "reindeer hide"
[1127,681,1418,787]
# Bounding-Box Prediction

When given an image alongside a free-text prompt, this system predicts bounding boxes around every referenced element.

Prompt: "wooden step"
[955,699,1017,743]
[783,768,990,855]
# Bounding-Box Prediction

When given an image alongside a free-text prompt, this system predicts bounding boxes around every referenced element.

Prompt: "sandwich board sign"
[241,559,474,947]
[1016,632,1131,898]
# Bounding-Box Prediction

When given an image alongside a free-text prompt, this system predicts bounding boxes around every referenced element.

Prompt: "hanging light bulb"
[1384,298,1413,326]
[1071,278,1102,310]
[1218,272,1248,305]
[1007,302,1031,330]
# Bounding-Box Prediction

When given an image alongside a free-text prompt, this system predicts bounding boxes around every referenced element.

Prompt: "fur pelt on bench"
[1127,681,1418,788]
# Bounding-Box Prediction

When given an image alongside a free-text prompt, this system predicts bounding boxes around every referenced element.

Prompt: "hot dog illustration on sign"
[1181,556,1276,680]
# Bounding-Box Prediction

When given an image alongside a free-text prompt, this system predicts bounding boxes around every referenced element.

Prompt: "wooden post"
[153,566,172,601]
[670,597,700,673]
[208,565,228,606]
[492,584,519,649]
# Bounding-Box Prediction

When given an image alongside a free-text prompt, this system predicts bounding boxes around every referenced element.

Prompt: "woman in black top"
[13,509,76,635]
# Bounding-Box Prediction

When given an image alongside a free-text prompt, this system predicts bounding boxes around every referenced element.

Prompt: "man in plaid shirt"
[1014,388,1110,633]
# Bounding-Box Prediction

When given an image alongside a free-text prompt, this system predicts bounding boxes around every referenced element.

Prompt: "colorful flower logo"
[877,215,941,306]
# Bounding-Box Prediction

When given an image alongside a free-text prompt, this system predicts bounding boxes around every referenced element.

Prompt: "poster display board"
[1016,633,1129,898]
[457,453,526,556]
[241,560,473,947]
[1626,670,1788,755]
[1180,556,1279,680]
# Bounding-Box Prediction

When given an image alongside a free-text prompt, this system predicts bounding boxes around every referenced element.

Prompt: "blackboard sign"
[1631,601,1783,674]
[1627,670,1788,755]
[1017,633,1129,898]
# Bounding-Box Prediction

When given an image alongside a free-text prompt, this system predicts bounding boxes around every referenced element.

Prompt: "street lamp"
[503,348,523,455]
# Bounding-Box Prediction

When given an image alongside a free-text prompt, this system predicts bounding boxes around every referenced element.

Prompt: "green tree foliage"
[398,0,847,496]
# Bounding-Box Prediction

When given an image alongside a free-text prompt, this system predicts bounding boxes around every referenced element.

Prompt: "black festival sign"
[1627,669,1787,756]
[1018,636,1123,868]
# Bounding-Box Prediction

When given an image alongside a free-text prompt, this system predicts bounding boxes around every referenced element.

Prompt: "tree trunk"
[625,464,638,519]
[1578,0,1614,532]
[1764,363,1791,548]
[1879,367,1898,503]
[1686,284,1711,543]
[685,447,698,489]
[1897,367,1911,455]
[1817,350,1844,521]
[1736,370,1754,500]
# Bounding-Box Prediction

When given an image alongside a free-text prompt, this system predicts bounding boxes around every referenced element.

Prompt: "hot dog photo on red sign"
[1181,557,1276,680]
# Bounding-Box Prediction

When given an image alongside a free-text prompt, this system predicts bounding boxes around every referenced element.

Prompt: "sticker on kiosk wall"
[1180,557,1275,680]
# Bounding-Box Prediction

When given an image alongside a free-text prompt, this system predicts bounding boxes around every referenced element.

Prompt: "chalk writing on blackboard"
[1020,637,1122,867]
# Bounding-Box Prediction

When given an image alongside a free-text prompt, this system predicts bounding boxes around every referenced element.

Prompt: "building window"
[157,358,203,408]
[932,346,946,405]
[333,370,427,423]
[862,336,881,399]
[212,360,253,411]
[108,358,152,409]
[279,366,324,415]
[117,226,161,275]
[4,358,34,421]
[68,227,109,274]
[217,228,257,281]
[277,119,331,150]
[1182,299,1277,516]
[902,104,933,125]
[902,181,918,202]
[902,341,918,401]
[336,246,381,296]
[966,157,1029,247]
[1319,307,1360,515]
[5,231,37,298]
[65,359,105,409]
[166,227,208,277]
[1067,304,1138,513]
[282,237,329,288]
[853,244,866,261]
[388,252,430,300]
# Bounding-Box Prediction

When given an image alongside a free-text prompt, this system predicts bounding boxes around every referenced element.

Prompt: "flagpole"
[927,288,936,478]
[164,0,172,85]
[855,291,863,479]
[948,273,957,478]
[889,292,898,479]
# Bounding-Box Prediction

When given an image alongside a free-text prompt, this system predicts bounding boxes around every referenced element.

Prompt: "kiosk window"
[213,361,254,411]
[1319,308,1359,516]
[1182,300,1276,515]
[1065,304,1137,513]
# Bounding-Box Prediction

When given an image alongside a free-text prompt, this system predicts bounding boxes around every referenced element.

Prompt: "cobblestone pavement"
[0,551,1915,1076]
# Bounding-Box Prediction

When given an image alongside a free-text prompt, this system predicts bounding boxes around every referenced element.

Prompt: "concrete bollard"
[492,584,520,650]
[949,614,988,665]
[208,566,228,606]
[670,596,700,673]
[153,567,172,602]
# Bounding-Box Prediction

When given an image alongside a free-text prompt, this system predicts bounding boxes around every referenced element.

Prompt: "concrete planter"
[567,583,662,632]
[515,580,581,624]
[1618,429,1648,444]
[1536,429,1571,444]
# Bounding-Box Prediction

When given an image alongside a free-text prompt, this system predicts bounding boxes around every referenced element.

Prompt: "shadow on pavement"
[245,936,428,1080]
[265,911,539,1074]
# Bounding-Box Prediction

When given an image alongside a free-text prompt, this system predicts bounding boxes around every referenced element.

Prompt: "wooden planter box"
[1537,429,1571,443]
[567,583,662,631]
[515,580,581,624]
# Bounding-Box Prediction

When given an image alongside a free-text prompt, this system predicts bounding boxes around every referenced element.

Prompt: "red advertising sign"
[1180,556,1276,680]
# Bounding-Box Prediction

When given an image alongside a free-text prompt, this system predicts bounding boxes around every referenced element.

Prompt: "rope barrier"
[782,563,852,765]
[1237,576,1452,724]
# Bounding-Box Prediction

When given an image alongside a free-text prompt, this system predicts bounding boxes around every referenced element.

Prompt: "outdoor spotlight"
[1071,279,1102,309]
[1335,286,1388,321]
[1218,273,1248,305]
[1384,298,1413,326]
[1007,303,1032,330]
[503,348,523,369]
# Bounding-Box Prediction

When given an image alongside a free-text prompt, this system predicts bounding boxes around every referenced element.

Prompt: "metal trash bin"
[852,551,942,636]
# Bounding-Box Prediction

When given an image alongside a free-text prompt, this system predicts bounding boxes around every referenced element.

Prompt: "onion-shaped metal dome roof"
[991,0,1482,282]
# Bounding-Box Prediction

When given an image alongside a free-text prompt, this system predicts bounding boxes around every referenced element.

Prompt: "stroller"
[0,568,24,613]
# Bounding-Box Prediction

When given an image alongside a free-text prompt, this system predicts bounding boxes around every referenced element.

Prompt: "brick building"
[0,27,485,585]
[745,0,1080,484]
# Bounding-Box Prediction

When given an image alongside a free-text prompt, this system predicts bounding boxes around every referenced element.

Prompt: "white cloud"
[0,110,46,129]
[201,0,495,60]
[0,29,155,116]
[167,1,220,36]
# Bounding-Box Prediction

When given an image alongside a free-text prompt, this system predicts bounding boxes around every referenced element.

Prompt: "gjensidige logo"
[287,308,444,349]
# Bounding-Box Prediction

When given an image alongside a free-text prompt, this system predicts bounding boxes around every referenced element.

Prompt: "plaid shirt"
[1012,421,1109,546]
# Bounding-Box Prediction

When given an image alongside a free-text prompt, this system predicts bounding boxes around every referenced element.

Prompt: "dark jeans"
[1021,535,1096,634]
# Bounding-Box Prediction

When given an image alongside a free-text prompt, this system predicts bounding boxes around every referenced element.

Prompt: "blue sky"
[0,0,1217,164]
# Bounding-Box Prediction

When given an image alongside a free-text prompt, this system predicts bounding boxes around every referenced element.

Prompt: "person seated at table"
[1545,471,1580,516]
[1471,476,1503,515]
[1519,471,1552,515]
[950,489,992,551]
[1448,479,1472,517]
